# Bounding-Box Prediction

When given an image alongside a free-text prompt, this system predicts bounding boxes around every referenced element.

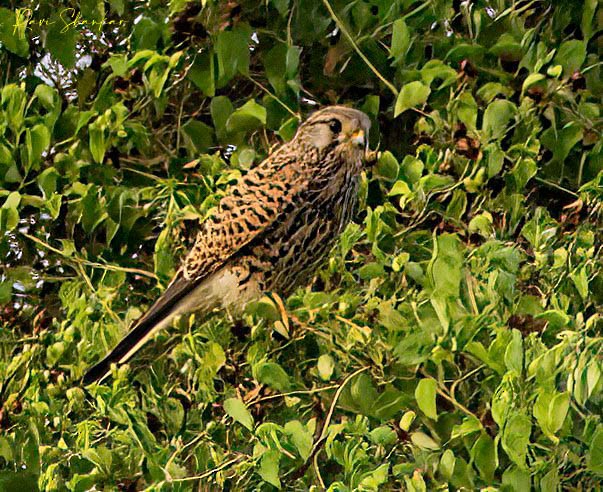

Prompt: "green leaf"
[89,119,108,164]
[421,174,454,192]
[570,267,589,300]
[285,45,301,79]
[278,116,299,141]
[258,449,281,489]
[284,421,313,460]
[446,189,467,220]
[223,398,254,431]
[477,82,513,103]
[587,427,603,476]
[502,467,531,491]
[521,73,546,94]
[34,85,58,110]
[0,471,38,492]
[541,125,583,163]
[45,194,62,220]
[502,413,531,468]
[504,329,523,374]
[263,43,288,94]
[47,341,66,366]
[394,331,433,366]
[428,233,463,298]
[226,100,267,134]
[482,99,516,140]
[25,124,51,170]
[399,411,416,431]
[394,81,431,117]
[154,228,175,282]
[0,8,29,57]
[359,463,389,489]
[553,40,586,77]
[211,96,234,142]
[548,392,570,434]
[390,19,410,65]
[106,54,128,76]
[401,156,424,184]
[356,262,385,280]
[254,362,291,391]
[581,0,598,40]
[369,425,398,446]
[373,387,410,420]
[317,354,334,381]
[46,12,78,68]
[2,191,21,210]
[131,17,161,50]
[421,60,458,90]
[388,180,411,197]
[507,157,537,192]
[181,119,214,154]
[468,212,494,238]
[446,43,485,63]
[37,167,59,198]
[375,151,399,181]
[451,416,482,440]
[247,297,280,322]
[216,27,251,86]
[350,373,379,416]
[0,191,21,232]
[0,282,11,304]
[411,432,440,450]
[455,92,478,130]
[162,398,184,434]
[489,34,523,61]
[188,52,215,97]
[81,0,105,22]
[439,450,455,480]
[415,378,437,420]
[80,186,105,233]
[2,84,27,134]
[540,467,559,492]
[471,433,497,482]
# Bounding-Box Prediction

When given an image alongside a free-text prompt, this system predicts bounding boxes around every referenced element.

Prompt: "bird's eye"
[329,119,342,134]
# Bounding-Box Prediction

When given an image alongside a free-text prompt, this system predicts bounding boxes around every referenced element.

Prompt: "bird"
[83,105,371,384]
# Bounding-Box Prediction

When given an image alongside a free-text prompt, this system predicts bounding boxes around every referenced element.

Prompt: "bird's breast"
[252,168,360,295]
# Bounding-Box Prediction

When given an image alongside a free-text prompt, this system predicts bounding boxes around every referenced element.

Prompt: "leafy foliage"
[0,0,602,490]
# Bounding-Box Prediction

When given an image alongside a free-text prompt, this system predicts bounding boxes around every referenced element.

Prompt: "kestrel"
[83,106,371,384]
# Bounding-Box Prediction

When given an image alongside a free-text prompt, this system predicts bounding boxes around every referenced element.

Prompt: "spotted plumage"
[83,106,371,384]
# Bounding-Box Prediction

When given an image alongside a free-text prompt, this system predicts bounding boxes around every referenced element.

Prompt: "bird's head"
[295,106,372,162]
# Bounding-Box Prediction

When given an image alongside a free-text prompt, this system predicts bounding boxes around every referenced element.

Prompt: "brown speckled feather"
[83,106,371,384]
[183,150,307,281]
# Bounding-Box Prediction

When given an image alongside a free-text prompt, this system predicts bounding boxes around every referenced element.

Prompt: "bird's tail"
[83,273,207,385]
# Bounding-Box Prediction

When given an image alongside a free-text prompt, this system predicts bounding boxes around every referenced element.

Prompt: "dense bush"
[0,0,601,489]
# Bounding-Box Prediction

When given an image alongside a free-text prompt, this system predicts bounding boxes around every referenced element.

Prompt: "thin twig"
[20,232,157,280]
[534,177,579,197]
[165,456,244,483]
[320,0,398,96]
[420,370,481,423]
[251,384,340,405]
[286,366,370,485]
[247,76,300,119]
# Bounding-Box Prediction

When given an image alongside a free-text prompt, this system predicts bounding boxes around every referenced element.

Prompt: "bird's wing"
[182,164,302,280]
[83,163,304,384]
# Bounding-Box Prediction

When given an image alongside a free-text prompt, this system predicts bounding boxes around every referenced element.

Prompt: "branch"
[320,0,398,96]
[286,366,370,485]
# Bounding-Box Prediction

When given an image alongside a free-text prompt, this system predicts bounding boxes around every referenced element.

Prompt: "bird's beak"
[350,128,365,148]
